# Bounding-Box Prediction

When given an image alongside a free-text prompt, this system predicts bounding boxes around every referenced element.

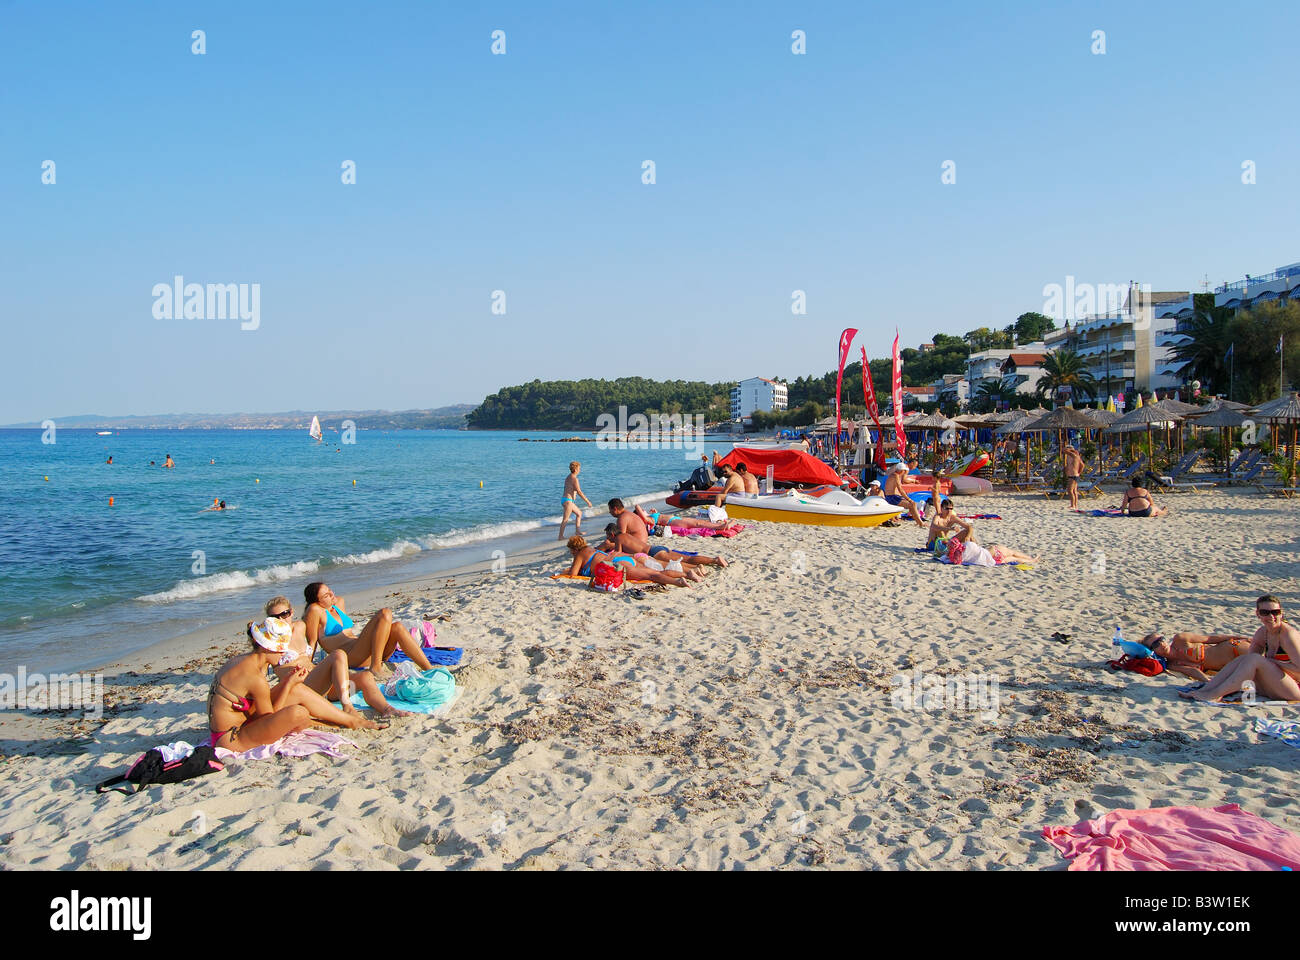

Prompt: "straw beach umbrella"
[1188,405,1250,475]
[1107,403,1184,466]
[1256,393,1300,475]
[1031,406,1106,477]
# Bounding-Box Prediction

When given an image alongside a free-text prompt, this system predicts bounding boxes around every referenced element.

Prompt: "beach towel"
[1043,804,1300,871]
[1074,508,1124,517]
[349,686,463,717]
[215,730,355,761]
[551,573,657,585]
[1255,718,1300,748]
[668,524,744,538]
[957,514,1002,520]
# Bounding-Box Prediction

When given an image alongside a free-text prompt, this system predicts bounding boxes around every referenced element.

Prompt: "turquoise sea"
[0,428,730,674]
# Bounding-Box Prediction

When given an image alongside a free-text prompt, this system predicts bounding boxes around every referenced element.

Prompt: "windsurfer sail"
[309,415,323,442]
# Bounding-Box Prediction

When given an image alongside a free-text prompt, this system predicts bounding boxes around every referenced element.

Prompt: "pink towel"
[1043,804,1300,871]
[668,524,744,538]
[216,729,356,761]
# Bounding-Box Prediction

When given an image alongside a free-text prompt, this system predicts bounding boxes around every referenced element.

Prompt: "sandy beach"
[2,488,1297,871]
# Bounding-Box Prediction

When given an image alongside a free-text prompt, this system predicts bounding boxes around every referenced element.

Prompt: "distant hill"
[4,404,478,431]
[467,378,734,430]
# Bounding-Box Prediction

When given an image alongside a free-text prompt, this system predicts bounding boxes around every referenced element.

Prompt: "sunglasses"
[271,608,292,619]
[1257,608,1283,617]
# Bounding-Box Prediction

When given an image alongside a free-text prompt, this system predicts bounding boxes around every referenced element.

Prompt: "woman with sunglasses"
[1139,630,1252,682]
[264,596,409,722]
[1180,596,1300,701]
[928,502,1037,565]
[303,582,433,680]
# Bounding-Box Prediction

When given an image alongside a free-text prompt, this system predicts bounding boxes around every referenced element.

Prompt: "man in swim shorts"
[1141,630,1253,682]
[1063,444,1084,510]
[883,464,925,527]
[608,498,650,553]
[714,465,745,507]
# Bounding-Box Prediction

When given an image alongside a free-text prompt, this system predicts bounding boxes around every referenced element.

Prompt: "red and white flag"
[834,328,857,457]
[861,347,887,469]
[891,332,905,456]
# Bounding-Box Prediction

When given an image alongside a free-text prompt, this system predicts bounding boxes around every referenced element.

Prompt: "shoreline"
[2,486,1298,870]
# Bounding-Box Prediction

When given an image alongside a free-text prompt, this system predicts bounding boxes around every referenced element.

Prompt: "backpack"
[1106,654,1166,677]
[589,561,625,592]
[95,744,225,795]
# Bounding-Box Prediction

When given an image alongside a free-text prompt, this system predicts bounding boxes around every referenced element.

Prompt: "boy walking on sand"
[559,461,593,540]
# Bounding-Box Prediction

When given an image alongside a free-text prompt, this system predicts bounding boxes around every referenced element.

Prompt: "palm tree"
[974,380,1005,412]
[1167,305,1234,394]
[1035,350,1098,405]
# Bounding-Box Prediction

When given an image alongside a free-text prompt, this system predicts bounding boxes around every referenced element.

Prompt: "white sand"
[2,488,1298,870]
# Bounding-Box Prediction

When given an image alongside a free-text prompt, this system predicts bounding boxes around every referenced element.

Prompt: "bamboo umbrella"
[995,414,1037,480]
[1084,408,1122,474]
[1148,398,1200,458]
[1257,393,1300,479]
[1106,403,1184,468]
[1187,405,1249,475]
[907,412,956,464]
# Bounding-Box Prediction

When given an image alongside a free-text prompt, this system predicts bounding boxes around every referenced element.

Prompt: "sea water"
[0,428,730,673]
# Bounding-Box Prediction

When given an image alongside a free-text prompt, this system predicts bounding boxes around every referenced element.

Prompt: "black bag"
[95,745,225,795]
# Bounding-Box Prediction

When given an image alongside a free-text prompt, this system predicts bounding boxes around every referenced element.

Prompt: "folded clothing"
[1043,804,1300,870]
[216,730,355,761]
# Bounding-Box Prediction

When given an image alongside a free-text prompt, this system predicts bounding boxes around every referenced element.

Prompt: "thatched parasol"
[1106,403,1185,464]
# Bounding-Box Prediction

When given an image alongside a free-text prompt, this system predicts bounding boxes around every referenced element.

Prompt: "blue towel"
[1255,719,1300,748]
[388,646,463,666]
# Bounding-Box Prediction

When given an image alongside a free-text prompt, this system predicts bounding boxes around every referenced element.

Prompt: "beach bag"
[95,743,224,795]
[1106,655,1165,677]
[388,667,456,707]
[589,561,625,592]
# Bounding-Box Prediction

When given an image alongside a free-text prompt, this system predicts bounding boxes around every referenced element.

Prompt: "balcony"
[1076,340,1137,358]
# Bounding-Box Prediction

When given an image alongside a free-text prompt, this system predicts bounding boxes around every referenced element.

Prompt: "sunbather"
[206,619,315,751]
[884,464,926,528]
[714,465,745,507]
[936,514,1037,566]
[1140,630,1253,681]
[1180,596,1300,701]
[564,535,690,587]
[303,582,433,680]
[264,596,410,720]
[633,503,729,534]
[926,498,961,549]
[1120,477,1167,517]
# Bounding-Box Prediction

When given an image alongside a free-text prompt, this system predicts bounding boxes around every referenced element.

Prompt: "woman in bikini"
[934,513,1038,565]
[558,461,594,541]
[1140,630,1253,682]
[264,596,411,721]
[632,504,730,534]
[597,526,715,582]
[1120,477,1167,517]
[1181,596,1300,702]
[563,535,691,587]
[303,582,433,681]
[206,620,318,752]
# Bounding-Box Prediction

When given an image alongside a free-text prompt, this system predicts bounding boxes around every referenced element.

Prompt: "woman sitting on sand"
[1181,596,1300,702]
[264,596,411,721]
[934,514,1037,566]
[564,535,691,587]
[1119,477,1167,517]
[207,618,385,752]
[1140,630,1253,682]
[303,582,433,680]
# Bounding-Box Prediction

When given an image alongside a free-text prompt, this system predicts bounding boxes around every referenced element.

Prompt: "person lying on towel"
[632,503,730,535]
[1140,630,1253,682]
[1181,595,1300,702]
[563,535,691,587]
[935,514,1037,566]
[598,525,725,578]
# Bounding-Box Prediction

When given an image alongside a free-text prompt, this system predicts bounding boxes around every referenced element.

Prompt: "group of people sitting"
[563,499,730,587]
[1146,596,1300,702]
[206,582,440,752]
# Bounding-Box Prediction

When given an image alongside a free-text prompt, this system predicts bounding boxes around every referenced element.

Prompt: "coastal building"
[999,351,1048,397]
[934,373,969,410]
[1213,263,1300,310]
[901,384,937,408]
[730,377,788,420]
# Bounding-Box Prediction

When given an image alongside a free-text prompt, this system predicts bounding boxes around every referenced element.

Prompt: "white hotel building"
[731,377,788,420]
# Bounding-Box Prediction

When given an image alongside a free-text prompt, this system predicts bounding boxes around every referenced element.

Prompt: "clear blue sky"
[2,0,1296,423]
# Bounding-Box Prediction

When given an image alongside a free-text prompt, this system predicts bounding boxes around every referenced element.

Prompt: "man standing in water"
[558,461,593,540]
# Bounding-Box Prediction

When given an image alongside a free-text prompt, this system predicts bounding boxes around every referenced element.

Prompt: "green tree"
[1168,300,1234,397]
[1011,312,1056,344]
[1035,350,1098,404]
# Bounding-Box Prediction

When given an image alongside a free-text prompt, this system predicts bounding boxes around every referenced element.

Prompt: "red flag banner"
[834,328,858,458]
[861,347,887,469]
[891,332,905,456]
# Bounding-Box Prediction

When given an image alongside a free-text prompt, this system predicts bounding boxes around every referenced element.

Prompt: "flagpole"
[1282,333,1286,396]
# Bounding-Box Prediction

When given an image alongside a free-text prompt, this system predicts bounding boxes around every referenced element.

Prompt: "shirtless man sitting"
[926,498,961,549]
[734,462,760,494]
[1140,630,1253,682]
[1120,477,1167,517]
[608,498,650,554]
[884,464,926,528]
[1181,596,1300,702]
[714,465,745,507]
